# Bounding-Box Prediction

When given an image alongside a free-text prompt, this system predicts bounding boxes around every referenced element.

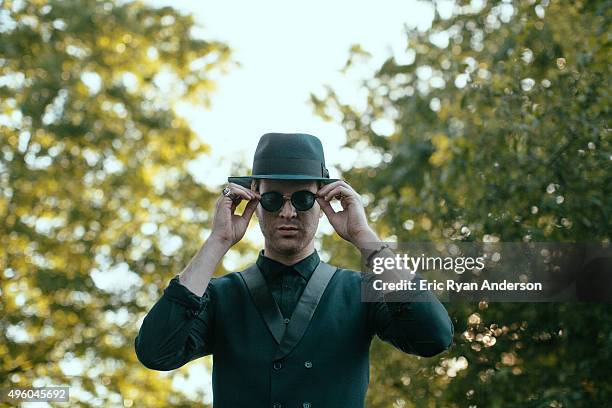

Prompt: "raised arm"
[134,182,260,370]
[133,236,226,370]
[314,180,453,357]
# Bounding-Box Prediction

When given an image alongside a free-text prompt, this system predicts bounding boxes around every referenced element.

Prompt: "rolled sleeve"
[134,275,215,371]
[163,275,209,317]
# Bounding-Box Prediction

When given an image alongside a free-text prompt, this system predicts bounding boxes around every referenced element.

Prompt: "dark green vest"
[210,261,372,408]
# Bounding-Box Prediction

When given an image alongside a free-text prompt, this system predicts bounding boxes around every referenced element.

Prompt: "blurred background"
[1,0,610,406]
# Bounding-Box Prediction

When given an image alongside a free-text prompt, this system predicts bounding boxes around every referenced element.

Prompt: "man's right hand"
[210,182,260,248]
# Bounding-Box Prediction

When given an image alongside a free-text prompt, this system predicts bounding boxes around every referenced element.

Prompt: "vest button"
[283,318,290,324]
[273,361,282,371]
[304,361,313,369]
[272,403,282,408]
[303,403,311,408]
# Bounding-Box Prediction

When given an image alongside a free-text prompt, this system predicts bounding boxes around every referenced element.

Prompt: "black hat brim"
[228,175,339,189]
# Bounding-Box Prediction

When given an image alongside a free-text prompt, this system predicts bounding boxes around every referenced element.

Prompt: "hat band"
[253,158,327,178]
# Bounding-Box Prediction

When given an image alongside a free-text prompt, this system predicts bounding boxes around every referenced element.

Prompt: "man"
[134,133,453,407]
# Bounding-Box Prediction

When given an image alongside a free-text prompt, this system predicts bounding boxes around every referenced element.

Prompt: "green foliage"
[0,0,239,406]
[313,0,611,406]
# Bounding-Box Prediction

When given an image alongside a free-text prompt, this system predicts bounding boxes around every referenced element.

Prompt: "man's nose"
[278,199,297,218]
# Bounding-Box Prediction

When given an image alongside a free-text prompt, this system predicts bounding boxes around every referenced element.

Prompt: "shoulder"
[208,271,245,292]
[328,264,362,279]
[203,272,249,309]
[322,264,370,309]
[324,263,364,288]
[323,261,360,275]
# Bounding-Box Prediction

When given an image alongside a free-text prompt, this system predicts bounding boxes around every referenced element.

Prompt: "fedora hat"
[228,133,339,188]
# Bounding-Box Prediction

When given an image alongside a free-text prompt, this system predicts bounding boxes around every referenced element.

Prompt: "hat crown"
[254,133,326,161]
[251,133,329,178]
[227,132,338,188]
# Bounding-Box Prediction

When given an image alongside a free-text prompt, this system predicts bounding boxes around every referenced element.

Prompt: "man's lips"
[277,226,300,236]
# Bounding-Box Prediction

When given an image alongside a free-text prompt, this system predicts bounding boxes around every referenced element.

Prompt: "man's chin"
[272,239,303,255]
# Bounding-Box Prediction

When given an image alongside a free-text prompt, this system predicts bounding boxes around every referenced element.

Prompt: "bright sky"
[145,0,436,186]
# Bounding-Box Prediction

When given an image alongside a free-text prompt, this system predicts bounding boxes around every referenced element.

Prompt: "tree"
[312,0,611,406]
[0,0,240,405]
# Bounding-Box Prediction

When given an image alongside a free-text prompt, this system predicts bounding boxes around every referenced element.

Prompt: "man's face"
[253,179,322,256]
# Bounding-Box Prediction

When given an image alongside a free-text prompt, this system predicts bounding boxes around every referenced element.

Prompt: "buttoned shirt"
[256,249,319,319]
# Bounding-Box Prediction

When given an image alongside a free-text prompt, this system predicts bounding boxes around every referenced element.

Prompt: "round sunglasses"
[259,190,317,212]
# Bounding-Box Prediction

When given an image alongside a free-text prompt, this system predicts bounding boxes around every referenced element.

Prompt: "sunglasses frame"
[259,190,317,212]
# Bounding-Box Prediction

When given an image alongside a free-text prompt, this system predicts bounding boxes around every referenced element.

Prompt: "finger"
[221,194,245,206]
[220,192,241,206]
[316,196,338,223]
[316,180,344,197]
[229,198,239,215]
[217,193,245,219]
[217,194,236,213]
[226,182,253,196]
[229,182,261,199]
[317,180,354,198]
[322,185,354,201]
[244,187,261,199]
[224,184,257,201]
[240,197,260,221]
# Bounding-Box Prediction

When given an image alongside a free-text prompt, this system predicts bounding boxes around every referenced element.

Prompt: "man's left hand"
[316,180,379,247]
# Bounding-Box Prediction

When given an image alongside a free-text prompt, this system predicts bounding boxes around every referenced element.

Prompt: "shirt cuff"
[163,275,210,318]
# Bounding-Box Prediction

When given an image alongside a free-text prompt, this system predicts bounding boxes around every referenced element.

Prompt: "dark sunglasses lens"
[292,191,315,211]
[260,192,283,212]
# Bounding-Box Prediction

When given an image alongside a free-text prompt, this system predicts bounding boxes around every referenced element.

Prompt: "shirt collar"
[256,249,320,281]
